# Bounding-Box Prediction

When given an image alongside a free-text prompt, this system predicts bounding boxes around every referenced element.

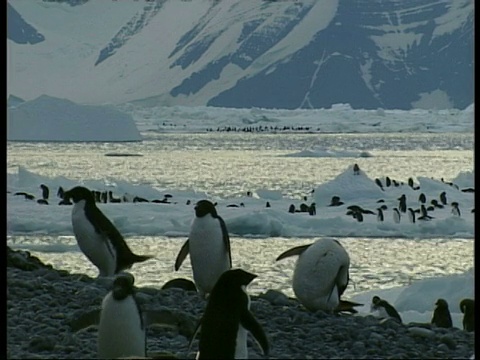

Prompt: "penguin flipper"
[275,244,311,262]
[218,217,232,268]
[187,318,202,353]
[335,300,364,314]
[240,310,269,356]
[174,240,190,271]
[69,309,101,332]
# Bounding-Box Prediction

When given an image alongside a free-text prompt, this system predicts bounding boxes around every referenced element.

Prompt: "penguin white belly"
[234,286,250,359]
[234,326,248,359]
[72,201,116,277]
[188,217,230,295]
[98,293,145,359]
[292,239,349,311]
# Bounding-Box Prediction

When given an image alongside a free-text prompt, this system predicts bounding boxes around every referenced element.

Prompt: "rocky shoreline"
[7,247,475,359]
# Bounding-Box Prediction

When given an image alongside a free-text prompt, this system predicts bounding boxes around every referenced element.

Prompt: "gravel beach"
[7,247,475,359]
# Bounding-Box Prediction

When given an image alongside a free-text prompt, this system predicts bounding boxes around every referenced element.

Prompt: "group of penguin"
[370,296,475,332]
[11,184,177,206]
[54,185,474,359]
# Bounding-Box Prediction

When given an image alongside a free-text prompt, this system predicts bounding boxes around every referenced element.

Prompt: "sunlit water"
[7,133,474,297]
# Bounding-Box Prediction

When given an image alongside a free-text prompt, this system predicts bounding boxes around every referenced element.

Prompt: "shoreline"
[7,247,475,359]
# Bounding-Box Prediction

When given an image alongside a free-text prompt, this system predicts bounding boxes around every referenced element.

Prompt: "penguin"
[63,186,153,277]
[40,184,49,200]
[37,199,49,205]
[459,298,474,332]
[133,196,149,203]
[14,192,35,200]
[101,191,108,204]
[418,193,426,204]
[418,204,434,221]
[430,199,444,209]
[275,238,361,313]
[69,272,182,359]
[192,269,269,359]
[376,208,384,222]
[57,186,65,199]
[108,191,122,203]
[385,176,392,187]
[393,208,401,223]
[353,163,360,175]
[370,295,402,323]
[308,203,316,216]
[408,177,414,189]
[397,194,407,213]
[431,298,453,328]
[162,278,197,292]
[288,204,296,213]
[451,202,461,217]
[329,196,344,206]
[265,201,271,208]
[374,178,384,191]
[298,203,309,212]
[407,208,416,224]
[174,200,232,298]
[439,191,447,205]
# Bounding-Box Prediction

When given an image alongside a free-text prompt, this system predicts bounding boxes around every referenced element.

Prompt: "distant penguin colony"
[193,269,269,359]
[174,200,232,298]
[63,186,153,277]
[276,238,361,313]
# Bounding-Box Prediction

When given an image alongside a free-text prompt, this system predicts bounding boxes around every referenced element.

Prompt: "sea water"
[7,132,474,297]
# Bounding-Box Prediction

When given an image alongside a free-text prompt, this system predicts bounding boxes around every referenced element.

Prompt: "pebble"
[6,247,475,359]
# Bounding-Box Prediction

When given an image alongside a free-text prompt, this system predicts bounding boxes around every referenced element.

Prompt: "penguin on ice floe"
[63,186,153,277]
[191,269,269,359]
[276,238,361,313]
[175,199,232,298]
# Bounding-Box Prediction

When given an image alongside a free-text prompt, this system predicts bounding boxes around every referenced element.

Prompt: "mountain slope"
[7,0,473,110]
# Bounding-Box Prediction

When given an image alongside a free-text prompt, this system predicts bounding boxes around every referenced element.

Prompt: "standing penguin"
[40,184,50,200]
[193,269,269,359]
[431,298,453,328]
[175,200,232,298]
[63,186,153,277]
[370,295,402,323]
[69,272,182,359]
[393,208,401,223]
[451,202,461,217]
[459,298,474,332]
[398,194,407,213]
[276,238,360,313]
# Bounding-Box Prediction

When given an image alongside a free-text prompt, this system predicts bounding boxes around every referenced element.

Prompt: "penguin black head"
[112,272,135,300]
[372,295,381,305]
[195,200,218,218]
[435,298,449,310]
[63,186,95,204]
[214,269,257,290]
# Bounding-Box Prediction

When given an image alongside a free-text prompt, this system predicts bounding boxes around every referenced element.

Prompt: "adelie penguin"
[431,298,453,328]
[69,272,183,359]
[370,295,402,323]
[276,238,362,313]
[175,199,232,298]
[392,208,401,223]
[191,269,269,359]
[397,194,407,213]
[451,202,461,217]
[63,186,154,277]
[459,298,474,332]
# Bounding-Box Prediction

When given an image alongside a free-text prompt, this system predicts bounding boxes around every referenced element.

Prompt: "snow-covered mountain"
[7,0,473,110]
